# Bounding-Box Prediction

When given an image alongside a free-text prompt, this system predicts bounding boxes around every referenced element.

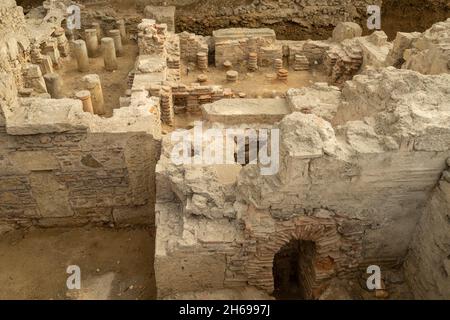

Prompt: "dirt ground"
[0,227,156,300]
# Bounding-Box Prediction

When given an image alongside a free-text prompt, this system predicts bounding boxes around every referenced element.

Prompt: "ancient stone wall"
[0,128,157,228]
[0,73,161,230]
[135,0,383,40]
[401,18,450,75]
[179,31,208,64]
[213,28,279,67]
[0,1,30,90]
[0,0,71,93]
[171,83,224,113]
[35,0,450,40]
[404,164,450,299]
[0,1,27,35]
[154,67,450,298]
[238,68,450,262]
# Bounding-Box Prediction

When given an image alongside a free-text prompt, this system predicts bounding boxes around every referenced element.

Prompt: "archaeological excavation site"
[0,0,449,301]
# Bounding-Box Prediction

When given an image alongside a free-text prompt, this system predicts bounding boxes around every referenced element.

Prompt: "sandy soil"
[0,227,156,300]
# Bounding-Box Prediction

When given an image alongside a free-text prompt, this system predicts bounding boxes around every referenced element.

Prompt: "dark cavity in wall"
[272,239,316,300]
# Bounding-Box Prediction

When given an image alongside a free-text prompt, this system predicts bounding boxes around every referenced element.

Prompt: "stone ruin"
[0,0,449,300]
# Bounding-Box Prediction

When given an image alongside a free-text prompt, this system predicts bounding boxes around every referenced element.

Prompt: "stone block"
[332,22,362,42]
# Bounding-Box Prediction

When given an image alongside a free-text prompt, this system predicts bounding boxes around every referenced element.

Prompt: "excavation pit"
[0,0,449,301]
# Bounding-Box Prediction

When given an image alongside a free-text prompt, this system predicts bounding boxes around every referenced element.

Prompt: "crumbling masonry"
[0,0,449,300]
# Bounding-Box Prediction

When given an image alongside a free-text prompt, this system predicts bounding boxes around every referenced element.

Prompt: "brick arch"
[244,216,343,294]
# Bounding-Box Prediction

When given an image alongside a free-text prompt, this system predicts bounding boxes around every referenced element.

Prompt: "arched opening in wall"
[272,239,316,300]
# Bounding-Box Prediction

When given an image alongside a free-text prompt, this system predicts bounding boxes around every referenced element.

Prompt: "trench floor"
[0,227,156,300]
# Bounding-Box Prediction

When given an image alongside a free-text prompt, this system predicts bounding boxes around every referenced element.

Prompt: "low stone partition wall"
[202,98,290,125]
